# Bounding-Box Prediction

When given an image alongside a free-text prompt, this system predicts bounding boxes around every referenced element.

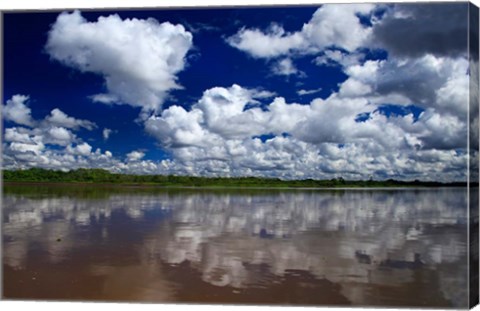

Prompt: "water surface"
[2,185,468,307]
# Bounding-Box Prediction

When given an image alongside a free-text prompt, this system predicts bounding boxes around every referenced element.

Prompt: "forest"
[2,168,469,188]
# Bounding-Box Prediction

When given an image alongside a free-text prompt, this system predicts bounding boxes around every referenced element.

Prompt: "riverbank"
[3,168,473,188]
[2,180,470,190]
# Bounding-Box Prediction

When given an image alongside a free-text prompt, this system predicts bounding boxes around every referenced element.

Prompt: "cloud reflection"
[3,187,468,307]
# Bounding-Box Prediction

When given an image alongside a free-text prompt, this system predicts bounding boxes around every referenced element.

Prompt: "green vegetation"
[2,168,468,188]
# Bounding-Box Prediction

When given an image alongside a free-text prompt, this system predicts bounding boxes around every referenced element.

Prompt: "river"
[2,184,469,307]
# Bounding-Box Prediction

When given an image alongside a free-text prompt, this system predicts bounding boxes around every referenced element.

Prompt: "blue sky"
[2,3,476,181]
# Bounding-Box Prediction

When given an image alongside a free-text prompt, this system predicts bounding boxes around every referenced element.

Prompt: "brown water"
[2,185,469,307]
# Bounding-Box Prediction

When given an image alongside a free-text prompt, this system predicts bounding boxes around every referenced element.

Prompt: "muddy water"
[2,185,468,307]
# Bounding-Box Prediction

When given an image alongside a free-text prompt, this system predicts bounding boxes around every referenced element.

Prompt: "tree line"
[2,168,468,188]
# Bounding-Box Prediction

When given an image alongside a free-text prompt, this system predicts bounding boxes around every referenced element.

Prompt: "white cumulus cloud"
[3,95,35,127]
[44,108,96,130]
[67,142,92,156]
[140,83,469,181]
[45,126,76,146]
[4,5,473,183]
[271,58,303,76]
[103,128,113,140]
[46,10,193,114]
[126,150,145,162]
[227,4,375,59]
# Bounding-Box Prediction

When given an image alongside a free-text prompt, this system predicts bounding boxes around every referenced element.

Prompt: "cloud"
[2,95,113,170]
[325,53,470,152]
[372,3,468,58]
[3,94,468,181]
[228,3,468,61]
[103,128,113,140]
[89,93,119,105]
[3,95,35,127]
[3,142,115,172]
[5,5,472,182]
[141,84,469,181]
[47,127,71,141]
[4,127,33,144]
[145,85,309,145]
[44,108,96,130]
[271,58,304,77]
[301,4,375,52]
[68,142,93,156]
[3,127,47,157]
[2,98,101,149]
[1,97,162,174]
[297,88,322,96]
[8,141,45,156]
[45,126,76,146]
[314,49,365,68]
[341,54,470,119]
[416,109,467,150]
[145,105,211,148]
[227,24,305,58]
[227,4,375,59]
[338,78,372,98]
[250,89,277,99]
[46,10,193,113]
[126,150,145,162]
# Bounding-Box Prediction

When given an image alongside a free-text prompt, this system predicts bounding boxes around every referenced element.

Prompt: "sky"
[2,2,478,181]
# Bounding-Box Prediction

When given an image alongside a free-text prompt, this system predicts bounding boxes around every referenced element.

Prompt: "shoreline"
[2,181,470,191]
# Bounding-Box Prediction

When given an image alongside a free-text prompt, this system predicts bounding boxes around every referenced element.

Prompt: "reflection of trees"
[3,187,468,307]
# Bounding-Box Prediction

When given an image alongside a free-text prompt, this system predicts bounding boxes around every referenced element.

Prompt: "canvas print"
[2,1,479,309]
